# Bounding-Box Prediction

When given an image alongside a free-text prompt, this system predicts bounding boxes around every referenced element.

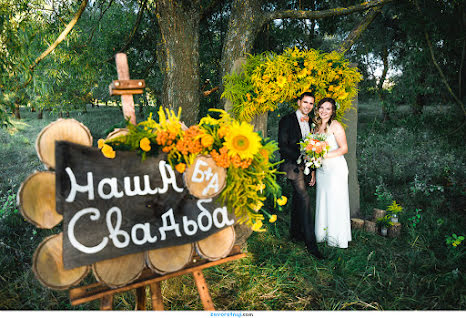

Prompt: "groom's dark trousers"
[278,112,318,253]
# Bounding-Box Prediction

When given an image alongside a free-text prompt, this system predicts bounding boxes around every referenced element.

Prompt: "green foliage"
[407,211,421,229]
[376,215,393,228]
[445,234,464,249]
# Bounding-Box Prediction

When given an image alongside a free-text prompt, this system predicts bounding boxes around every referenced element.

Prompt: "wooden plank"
[111,79,145,90]
[135,287,146,310]
[109,87,144,96]
[149,282,164,310]
[193,270,215,310]
[100,295,113,310]
[115,53,137,125]
[69,246,245,306]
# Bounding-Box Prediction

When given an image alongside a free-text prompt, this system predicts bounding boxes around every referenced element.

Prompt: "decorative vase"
[390,214,398,223]
[381,227,388,236]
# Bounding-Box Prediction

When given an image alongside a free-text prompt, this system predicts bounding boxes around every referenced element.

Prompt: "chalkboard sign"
[55,141,234,270]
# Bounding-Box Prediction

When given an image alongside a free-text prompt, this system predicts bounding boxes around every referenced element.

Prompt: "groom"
[278,92,323,259]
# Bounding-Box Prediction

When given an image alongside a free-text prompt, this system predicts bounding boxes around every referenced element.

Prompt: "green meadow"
[0,103,464,310]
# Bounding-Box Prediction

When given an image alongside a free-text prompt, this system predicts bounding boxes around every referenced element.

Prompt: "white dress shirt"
[296,110,310,139]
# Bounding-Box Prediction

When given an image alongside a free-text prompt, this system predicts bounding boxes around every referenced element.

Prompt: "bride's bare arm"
[324,121,348,159]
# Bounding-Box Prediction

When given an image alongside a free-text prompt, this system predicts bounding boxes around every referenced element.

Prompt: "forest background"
[0,0,465,311]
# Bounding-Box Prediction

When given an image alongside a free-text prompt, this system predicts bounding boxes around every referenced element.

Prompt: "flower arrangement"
[297,133,330,174]
[99,107,287,232]
[222,47,362,122]
[376,215,394,229]
[386,200,403,222]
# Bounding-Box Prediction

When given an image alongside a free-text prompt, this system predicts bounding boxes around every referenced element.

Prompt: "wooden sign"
[55,141,234,270]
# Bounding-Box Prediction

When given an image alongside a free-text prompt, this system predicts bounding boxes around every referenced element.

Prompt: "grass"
[0,103,465,310]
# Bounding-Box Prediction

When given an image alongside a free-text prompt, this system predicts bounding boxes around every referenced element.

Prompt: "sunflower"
[223,122,261,160]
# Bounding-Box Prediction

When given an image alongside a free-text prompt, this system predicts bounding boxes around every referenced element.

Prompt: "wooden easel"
[69,245,246,310]
[68,53,246,310]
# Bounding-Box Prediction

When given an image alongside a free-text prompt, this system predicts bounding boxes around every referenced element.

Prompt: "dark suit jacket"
[278,111,313,179]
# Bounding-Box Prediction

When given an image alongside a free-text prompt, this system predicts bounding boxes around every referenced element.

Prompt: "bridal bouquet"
[297,133,330,174]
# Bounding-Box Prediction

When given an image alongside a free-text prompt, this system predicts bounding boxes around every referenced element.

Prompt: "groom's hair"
[298,92,315,100]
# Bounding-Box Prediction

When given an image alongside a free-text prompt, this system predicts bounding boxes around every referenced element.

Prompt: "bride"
[309,98,351,248]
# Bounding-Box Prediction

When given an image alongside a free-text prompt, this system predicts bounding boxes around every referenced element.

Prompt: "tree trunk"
[377,46,390,121]
[154,0,201,126]
[14,103,21,119]
[343,71,360,217]
[412,93,425,115]
[38,108,43,119]
[221,0,264,101]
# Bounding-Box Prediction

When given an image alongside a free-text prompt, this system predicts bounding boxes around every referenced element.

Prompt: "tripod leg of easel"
[135,287,146,310]
[100,295,113,310]
[193,270,215,310]
[150,282,164,310]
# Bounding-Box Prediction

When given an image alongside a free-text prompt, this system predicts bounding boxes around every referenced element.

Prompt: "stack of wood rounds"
[350,208,402,237]
[20,119,238,290]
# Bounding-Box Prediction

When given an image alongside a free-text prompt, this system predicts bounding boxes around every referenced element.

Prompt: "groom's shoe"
[307,247,324,260]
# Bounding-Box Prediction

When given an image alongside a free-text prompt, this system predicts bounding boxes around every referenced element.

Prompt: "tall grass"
[0,104,464,310]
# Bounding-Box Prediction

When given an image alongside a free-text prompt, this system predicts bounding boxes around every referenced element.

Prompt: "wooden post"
[100,295,113,310]
[115,53,137,125]
[192,270,215,310]
[135,287,146,310]
[150,282,164,310]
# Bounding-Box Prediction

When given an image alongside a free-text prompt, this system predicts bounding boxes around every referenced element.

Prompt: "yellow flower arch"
[222,47,362,122]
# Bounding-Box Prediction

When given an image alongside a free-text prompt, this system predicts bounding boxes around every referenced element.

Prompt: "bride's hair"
[313,98,337,133]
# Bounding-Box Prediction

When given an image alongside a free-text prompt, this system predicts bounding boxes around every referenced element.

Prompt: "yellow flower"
[139,137,151,152]
[269,214,277,223]
[101,144,116,159]
[97,139,105,149]
[175,163,186,173]
[252,201,264,212]
[199,115,218,126]
[251,220,265,232]
[256,183,266,192]
[277,196,287,206]
[201,134,214,148]
[276,76,287,87]
[223,121,261,160]
[217,126,230,139]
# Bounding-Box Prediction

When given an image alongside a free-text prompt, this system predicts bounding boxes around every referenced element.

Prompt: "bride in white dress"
[309,98,351,248]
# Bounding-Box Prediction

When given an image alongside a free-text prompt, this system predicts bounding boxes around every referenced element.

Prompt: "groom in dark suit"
[278,92,323,259]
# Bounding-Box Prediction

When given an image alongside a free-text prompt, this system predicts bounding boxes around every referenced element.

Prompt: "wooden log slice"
[105,128,129,140]
[184,155,226,199]
[33,233,89,290]
[18,171,62,228]
[36,118,92,169]
[195,226,235,261]
[145,243,194,275]
[92,252,145,288]
[351,218,365,230]
[364,220,377,233]
[372,208,386,221]
[388,222,402,238]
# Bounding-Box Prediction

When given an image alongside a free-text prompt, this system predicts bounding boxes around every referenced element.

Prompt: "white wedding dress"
[315,133,352,248]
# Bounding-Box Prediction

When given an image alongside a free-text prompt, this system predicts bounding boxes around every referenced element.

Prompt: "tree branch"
[413,0,465,117]
[265,0,394,21]
[200,0,223,22]
[19,0,88,90]
[104,0,148,62]
[88,0,115,43]
[29,0,88,72]
[338,6,382,54]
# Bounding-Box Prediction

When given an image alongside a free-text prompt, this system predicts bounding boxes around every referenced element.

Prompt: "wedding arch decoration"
[222,47,362,122]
